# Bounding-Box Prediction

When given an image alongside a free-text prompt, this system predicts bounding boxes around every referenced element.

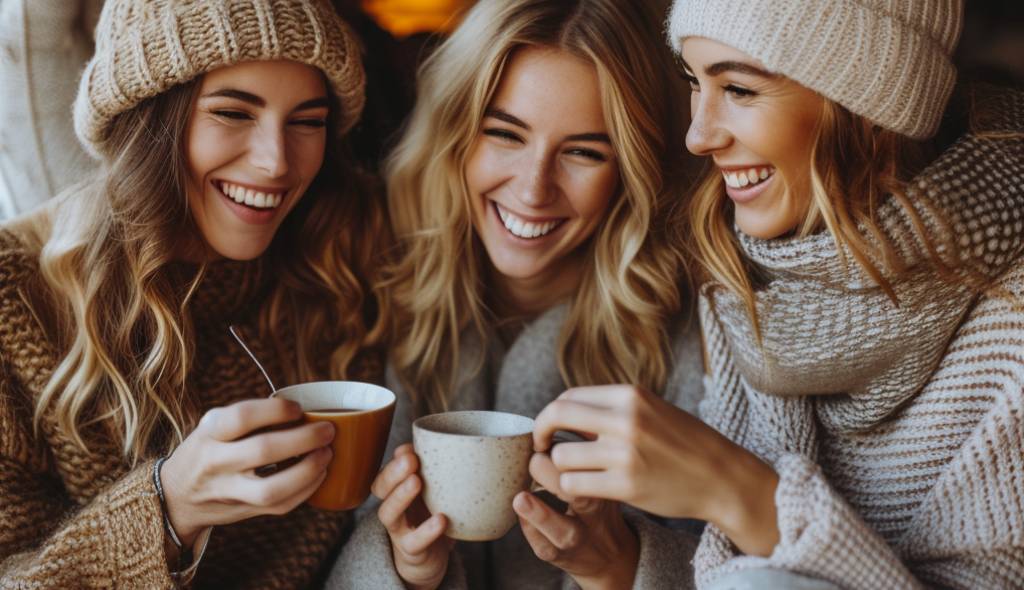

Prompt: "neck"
[489,255,583,321]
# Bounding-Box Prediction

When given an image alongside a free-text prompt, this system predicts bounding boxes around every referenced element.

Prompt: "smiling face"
[464,46,619,306]
[681,37,824,239]
[184,60,329,261]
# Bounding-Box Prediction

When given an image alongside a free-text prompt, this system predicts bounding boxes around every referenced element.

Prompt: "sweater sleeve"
[0,454,176,588]
[0,355,176,588]
[694,267,1024,589]
[625,509,698,590]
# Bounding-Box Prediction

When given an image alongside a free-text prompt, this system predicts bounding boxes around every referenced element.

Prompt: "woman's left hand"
[532,385,781,557]
[512,452,639,590]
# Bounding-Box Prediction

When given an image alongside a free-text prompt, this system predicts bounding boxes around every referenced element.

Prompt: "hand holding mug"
[160,398,335,546]
[513,452,639,590]
[533,385,781,557]
[373,444,454,590]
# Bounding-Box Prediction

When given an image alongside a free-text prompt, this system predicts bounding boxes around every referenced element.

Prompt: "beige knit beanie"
[668,0,963,139]
[74,0,366,159]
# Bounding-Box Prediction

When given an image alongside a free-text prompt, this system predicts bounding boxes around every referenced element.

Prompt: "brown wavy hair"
[32,76,387,463]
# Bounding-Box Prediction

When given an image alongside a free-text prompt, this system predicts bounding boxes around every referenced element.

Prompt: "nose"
[249,122,289,179]
[513,148,557,209]
[685,93,731,156]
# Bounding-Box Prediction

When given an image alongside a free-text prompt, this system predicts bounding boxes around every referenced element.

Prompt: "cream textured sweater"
[327,304,706,590]
[694,88,1024,589]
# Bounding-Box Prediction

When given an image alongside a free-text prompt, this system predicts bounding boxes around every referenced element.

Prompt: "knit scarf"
[702,87,1024,461]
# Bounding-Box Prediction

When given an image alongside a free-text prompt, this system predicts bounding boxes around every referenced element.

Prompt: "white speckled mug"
[412,411,534,541]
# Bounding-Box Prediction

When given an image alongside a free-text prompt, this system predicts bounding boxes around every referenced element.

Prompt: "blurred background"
[0,0,1021,221]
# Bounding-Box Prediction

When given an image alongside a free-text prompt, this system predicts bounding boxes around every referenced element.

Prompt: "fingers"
[372,449,419,500]
[395,514,448,558]
[532,398,622,453]
[202,398,304,442]
[557,385,639,408]
[235,445,332,508]
[550,440,618,472]
[559,471,627,502]
[514,492,580,560]
[229,421,335,470]
[377,473,423,537]
[529,453,573,502]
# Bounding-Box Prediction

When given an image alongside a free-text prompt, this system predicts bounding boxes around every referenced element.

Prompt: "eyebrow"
[201,88,329,111]
[680,59,778,79]
[484,108,611,144]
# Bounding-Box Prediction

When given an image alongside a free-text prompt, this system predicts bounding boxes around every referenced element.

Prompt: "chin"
[208,240,272,262]
[734,206,798,240]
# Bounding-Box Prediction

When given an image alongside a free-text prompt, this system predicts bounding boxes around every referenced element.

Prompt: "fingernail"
[513,492,531,512]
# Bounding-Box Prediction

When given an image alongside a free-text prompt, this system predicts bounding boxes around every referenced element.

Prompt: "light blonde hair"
[382,0,689,412]
[29,77,386,463]
[687,91,998,336]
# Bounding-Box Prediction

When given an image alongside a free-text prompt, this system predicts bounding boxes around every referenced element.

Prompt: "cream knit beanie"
[74,0,366,159]
[668,0,963,139]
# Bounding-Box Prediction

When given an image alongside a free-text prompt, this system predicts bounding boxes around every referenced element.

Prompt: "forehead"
[199,60,327,99]
[490,46,606,132]
[680,37,765,69]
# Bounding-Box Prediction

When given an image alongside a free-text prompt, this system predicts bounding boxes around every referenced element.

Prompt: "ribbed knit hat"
[668,0,963,139]
[74,0,366,159]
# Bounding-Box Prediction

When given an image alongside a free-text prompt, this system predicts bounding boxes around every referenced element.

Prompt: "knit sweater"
[694,87,1024,589]
[326,304,706,590]
[0,223,382,589]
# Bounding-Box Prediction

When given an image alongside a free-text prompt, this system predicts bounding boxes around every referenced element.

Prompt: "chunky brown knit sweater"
[0,225,382,589]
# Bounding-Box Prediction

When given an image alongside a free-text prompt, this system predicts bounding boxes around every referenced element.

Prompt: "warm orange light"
[361,0,473,37]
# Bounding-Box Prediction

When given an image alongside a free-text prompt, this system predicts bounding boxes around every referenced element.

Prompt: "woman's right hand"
[160,398,336,546]
[373,443,454,590]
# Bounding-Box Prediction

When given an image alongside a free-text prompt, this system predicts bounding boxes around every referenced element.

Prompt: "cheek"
[290,133,327,180]
[565,167,618,220]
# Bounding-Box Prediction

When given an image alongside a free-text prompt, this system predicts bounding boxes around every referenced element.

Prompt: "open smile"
[492,201,568,240]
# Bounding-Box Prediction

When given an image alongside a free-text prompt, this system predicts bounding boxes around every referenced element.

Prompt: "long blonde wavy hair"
[27,77,386,463]
[382,0,689,412]
[687,89,999,336]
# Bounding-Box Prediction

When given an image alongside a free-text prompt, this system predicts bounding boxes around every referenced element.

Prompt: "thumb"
[568,496,604,517]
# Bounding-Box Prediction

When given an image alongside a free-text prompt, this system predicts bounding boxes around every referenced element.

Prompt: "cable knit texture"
[73,0,366,159]
[694,88,1024,589]
[327,304,707,590]
[667,0,962,139]
[0,227,384,589]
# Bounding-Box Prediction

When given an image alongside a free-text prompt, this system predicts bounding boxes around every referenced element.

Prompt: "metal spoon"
[229,325,277,395]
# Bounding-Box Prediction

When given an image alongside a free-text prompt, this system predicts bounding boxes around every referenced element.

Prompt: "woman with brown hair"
[0,0,387,587]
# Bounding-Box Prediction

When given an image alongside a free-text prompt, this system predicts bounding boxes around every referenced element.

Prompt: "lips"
[493,202,566,240]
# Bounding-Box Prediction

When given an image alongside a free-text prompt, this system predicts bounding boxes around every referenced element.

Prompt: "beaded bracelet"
[153,456,184,551]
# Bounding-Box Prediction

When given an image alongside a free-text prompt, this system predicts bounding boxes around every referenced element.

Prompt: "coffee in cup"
[273,381,395,511]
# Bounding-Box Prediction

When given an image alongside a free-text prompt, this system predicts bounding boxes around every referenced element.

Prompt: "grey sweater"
[694,88,1024,589]
[327,304,705,590]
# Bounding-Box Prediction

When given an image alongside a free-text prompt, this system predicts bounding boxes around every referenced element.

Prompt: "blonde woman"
[329,0,704,588]
[0,0,386,588]
[534,0,1024,588]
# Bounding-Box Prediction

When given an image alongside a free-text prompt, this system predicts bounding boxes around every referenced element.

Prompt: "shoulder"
[0,211,60,380]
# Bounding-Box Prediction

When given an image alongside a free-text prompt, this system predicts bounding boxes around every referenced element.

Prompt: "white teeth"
[218,182,285,209]
[496,203,561,239]
[722,166,774,189]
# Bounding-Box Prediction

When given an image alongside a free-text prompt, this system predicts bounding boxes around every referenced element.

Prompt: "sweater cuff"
[624,510,698,590]
[97,459,180,588]
[768,453,919,588]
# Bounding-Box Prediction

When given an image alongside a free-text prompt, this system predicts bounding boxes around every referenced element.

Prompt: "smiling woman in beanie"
[0,0,387,588]
[530,1,1024,588]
